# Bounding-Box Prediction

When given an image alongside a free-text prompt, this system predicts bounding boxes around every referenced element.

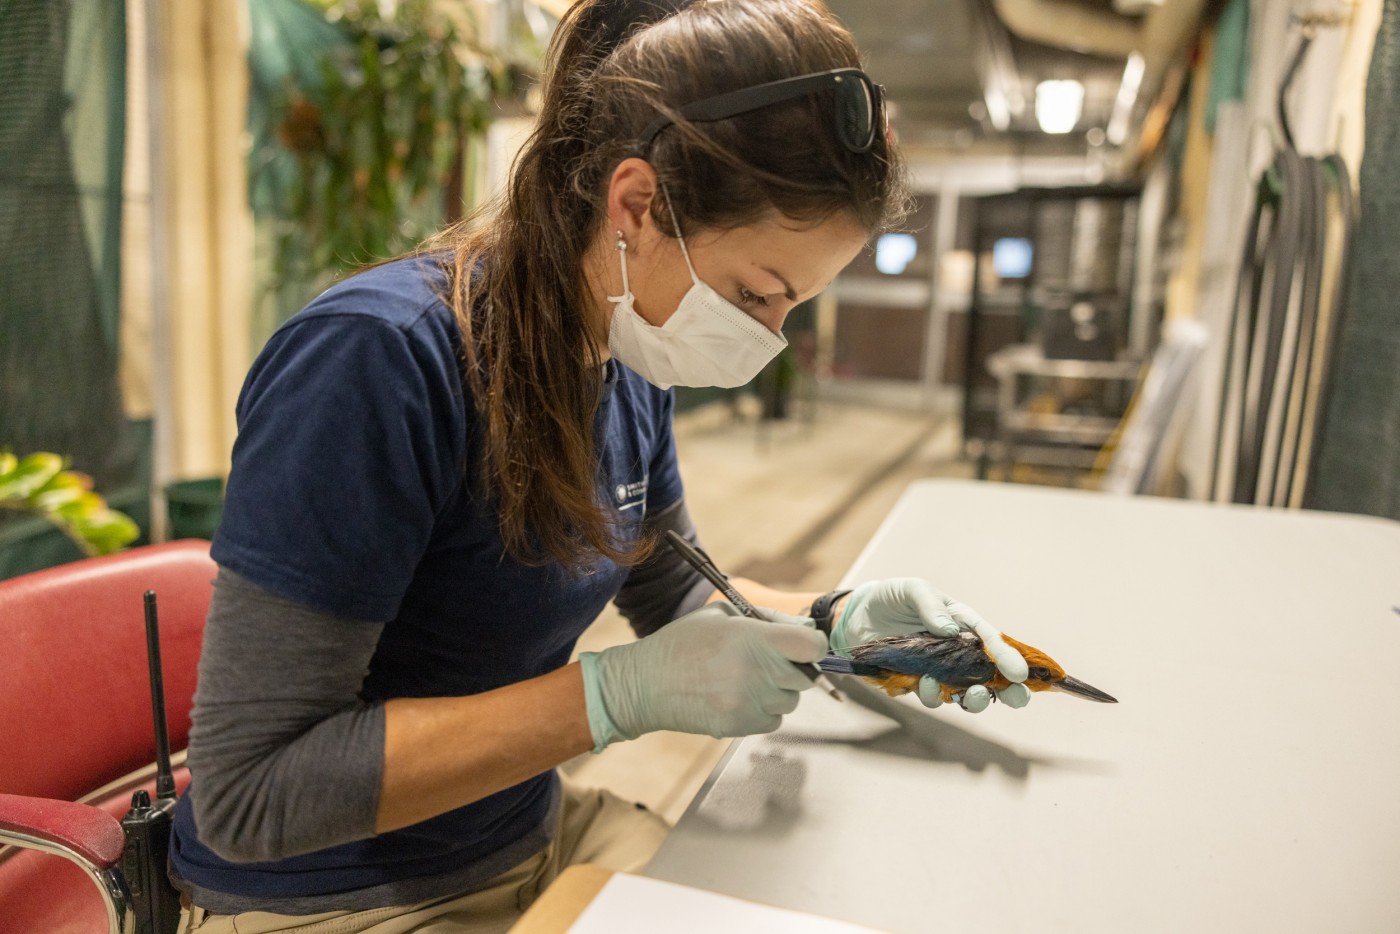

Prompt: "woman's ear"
[606,158,659,245]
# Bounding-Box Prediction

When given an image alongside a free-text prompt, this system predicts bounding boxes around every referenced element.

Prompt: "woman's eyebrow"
[759,266,798,302]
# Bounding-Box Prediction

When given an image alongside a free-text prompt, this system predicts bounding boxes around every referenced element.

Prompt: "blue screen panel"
[993,237,1033,279]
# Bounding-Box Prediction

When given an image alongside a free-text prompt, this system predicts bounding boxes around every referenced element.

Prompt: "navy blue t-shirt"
[169,255,683,899]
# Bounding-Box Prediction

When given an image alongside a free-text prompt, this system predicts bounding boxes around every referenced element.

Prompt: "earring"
[615,230,627,253]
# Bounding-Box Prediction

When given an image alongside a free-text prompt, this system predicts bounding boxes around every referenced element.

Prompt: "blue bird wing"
[846,633,995,688]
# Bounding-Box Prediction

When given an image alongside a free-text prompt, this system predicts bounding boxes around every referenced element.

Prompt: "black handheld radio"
[118,591,184,934]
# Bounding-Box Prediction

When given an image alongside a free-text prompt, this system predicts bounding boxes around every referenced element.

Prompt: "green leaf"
[0,450,141,554]
[54,490,106,521]
[33,467,90,494]
[0,453,65,502]
[66,508,141,556]
[31,479,91,512]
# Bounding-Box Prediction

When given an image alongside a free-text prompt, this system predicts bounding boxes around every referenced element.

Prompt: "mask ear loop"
[607,229,632,304]
[659,184,701,285]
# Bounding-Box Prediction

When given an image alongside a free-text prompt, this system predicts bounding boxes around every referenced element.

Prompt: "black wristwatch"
[808,589,853,637]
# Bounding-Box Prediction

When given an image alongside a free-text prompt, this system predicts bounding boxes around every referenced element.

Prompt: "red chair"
[0,541,215,933]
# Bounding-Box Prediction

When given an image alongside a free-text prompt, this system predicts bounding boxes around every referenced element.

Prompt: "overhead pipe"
[993,0,1209,86]
[991,0,1140,57]
[991,0,1210,147]
[968,0,1028,131]
[1136,0,1211,97]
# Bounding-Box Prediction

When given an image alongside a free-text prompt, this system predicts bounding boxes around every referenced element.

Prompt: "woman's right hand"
[578,602,827,750]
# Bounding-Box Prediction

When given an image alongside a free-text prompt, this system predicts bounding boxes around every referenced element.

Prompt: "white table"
[645,480,1400,933]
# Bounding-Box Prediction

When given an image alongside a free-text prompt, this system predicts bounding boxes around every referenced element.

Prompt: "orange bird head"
[994,634,1117,703]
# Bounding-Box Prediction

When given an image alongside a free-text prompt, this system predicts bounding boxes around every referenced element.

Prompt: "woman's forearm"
[376,662,595,834]
[709,577,823,618]
[378,579,834,834]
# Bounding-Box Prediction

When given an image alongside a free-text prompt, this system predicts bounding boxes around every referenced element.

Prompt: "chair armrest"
[0,793,126,869]
[0,794,133,934]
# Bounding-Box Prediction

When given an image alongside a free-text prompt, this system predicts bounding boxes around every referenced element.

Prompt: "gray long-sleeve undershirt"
[612,498,717,637]
[180,497,714,901]
[185,571,386,866]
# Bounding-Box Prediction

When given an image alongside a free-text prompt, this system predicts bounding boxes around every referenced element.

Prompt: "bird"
[820,630,1117,705]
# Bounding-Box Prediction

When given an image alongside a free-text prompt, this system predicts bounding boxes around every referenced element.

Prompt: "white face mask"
[606,189,787,390]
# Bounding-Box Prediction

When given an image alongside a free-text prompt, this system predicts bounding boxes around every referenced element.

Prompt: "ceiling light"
[1035,79,1084,135]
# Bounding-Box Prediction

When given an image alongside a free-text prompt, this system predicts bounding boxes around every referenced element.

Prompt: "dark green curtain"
[0,0,134,497]
[1311,0,1400,521]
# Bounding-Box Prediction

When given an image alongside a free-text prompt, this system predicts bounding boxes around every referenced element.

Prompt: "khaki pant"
[180,774,670,934]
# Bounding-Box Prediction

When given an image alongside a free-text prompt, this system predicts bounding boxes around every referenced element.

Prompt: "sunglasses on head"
[636,67,887,155]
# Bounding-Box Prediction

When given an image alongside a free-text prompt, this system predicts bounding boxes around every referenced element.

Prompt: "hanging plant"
[248,0,527,330]
[0,452,140,556]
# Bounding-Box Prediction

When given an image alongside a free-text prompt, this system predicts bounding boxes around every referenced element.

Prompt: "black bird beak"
[1054,675,1118,703]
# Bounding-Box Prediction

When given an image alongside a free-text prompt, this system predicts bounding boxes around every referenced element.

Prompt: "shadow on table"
[690,678,1112,834]
[780,678,1113,781]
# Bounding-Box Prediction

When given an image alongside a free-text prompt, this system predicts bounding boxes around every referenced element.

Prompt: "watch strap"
[809,588,853,637]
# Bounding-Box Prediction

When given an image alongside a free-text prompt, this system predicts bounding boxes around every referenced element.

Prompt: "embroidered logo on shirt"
[614,478,648,511]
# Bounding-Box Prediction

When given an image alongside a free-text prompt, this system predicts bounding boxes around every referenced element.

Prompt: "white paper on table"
[567,874,890,933]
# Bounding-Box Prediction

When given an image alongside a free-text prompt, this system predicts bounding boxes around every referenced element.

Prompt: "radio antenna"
[142,591,176,801]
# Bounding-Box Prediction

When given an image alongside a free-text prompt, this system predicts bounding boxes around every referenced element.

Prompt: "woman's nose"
[747,303,789,335]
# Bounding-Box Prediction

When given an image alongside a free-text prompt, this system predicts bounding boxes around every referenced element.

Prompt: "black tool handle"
[662,531,840,698]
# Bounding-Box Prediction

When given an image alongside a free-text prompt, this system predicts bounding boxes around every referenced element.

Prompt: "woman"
[171,1,1031,931]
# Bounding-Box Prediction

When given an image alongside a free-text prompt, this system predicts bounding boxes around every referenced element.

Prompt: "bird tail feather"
[818,656,883,677]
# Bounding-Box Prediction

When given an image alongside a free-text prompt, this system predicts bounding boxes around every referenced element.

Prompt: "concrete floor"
[566,400,975,822]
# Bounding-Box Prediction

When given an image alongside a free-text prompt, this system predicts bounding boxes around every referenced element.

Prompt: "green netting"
[1311,0,1400,521]
[0,0,134,500]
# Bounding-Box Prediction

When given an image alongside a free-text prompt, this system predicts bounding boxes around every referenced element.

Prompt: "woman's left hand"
[831,577,1031,712]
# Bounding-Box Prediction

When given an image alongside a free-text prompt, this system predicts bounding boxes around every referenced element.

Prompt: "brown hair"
[426,0,911,571]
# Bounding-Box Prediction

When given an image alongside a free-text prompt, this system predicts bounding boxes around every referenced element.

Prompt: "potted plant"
[0,451,140,558]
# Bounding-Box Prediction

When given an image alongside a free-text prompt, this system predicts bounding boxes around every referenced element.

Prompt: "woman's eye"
[737,287,769,307]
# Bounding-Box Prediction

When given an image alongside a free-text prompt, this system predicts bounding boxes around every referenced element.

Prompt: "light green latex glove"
[833,577,1031,713]
[579,602,827,752]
